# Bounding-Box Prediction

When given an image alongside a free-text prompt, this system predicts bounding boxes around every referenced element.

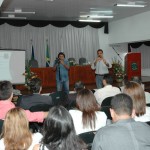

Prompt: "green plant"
[112,58,125,79]
[23,60,37,89]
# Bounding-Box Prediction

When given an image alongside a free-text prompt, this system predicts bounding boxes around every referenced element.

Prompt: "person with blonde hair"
[123,81,150,122]
[0,107,42,150]
[69,89,107,134]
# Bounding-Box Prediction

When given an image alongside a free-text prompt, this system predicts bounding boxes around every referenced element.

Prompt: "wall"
[109,11,150,44]
[98,27,128,66]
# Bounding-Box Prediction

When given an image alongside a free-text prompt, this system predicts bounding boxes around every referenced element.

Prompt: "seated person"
[92,93,150,150]
[33,106,86,150]
[68,81,85,108]
[0,107,42,149]
[18,78,53,110]
[94,74,121,105]
[0,80,47,123]
[121,76,150,104]
[69,89,107,134]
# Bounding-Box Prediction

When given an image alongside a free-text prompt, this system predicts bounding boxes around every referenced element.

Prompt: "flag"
[46,43,50,67]
[31,45,35,60]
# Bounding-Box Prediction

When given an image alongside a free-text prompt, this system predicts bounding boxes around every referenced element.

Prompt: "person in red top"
[0,80,48,122]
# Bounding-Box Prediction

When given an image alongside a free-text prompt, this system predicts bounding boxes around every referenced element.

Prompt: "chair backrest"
[29,104,53,112]
[50,91,69,107]
[29,59,39,68]
[68,58,75,62]
[101,96,113,107]
[101,96,113,120]
[78,131,96,150]
[0,120,4,134]
[79,57,86,65]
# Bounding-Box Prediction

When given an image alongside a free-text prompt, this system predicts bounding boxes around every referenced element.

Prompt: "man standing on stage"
[91,49,110,89]
[53,52,70,94]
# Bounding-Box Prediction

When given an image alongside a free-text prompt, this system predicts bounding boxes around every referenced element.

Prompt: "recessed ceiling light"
[0,16,27,19]
[79,19,101,22]
[90,10,113,14]
[115,2,146,7]
[80,15,114,18]
[2,9,35,14]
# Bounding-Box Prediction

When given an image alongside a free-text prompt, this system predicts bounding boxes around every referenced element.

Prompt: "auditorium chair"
[100,96,113,120]
[79,57,87,65]
[78,131,96,150]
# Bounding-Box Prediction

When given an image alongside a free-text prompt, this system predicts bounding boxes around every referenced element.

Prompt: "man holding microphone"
[53,52,70,94]
[91,49,111,89]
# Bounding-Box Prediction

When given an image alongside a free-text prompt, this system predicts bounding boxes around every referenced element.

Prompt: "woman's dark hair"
[42,106,86,150]
[76,89,99,129]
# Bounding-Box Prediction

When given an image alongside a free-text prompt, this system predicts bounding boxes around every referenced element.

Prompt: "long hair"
[1,107,32,150]
[42,106,86,150]
[123,81,146,116]
[76,89,99,129]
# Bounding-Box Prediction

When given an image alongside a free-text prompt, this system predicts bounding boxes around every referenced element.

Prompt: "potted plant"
[112,58,125,82]
[23,60,37,90]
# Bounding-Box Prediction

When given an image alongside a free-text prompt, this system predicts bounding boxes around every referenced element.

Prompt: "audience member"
[92,93,150,150]
[123,81,150,122]
[18,78,53,110]
[0,80,47,122]
[68,81,85,109]
[0,107,42,150]
[94,74,121,105]
[33,106,87,150]
[69,89,107,134]
[129,76,150,104]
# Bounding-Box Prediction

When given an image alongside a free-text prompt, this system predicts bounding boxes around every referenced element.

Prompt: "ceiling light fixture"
[79,19,101,22]
[115,2,146,7]
[2,9,35,14]
[80,15,114,18]
[90,10,113,14]
[0,14,27,19]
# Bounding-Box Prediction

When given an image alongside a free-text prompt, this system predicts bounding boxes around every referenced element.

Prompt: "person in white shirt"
[94,74,121,105]
[0,107,42,150]
[69,89,107,135]
[91,49,111,89]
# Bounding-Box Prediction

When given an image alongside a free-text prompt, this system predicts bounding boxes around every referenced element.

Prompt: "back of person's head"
[42,106,86,150]
[29,78,42,93]
[1,107,32,150]
[103,74,113,85]
[76,89,99,129]
[131,76,142,84]
[0,80,13,100]
[74,81,84,93]
[111,93,133,116]
[123,81,146,116]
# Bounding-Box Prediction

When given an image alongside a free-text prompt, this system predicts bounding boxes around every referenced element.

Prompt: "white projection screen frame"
[0,49,25,84]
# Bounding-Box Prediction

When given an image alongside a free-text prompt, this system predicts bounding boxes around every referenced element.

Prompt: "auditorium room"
[0,0,150,150]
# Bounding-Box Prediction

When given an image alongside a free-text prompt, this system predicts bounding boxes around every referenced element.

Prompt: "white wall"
[98,27,128,66]
[109,11,150,44]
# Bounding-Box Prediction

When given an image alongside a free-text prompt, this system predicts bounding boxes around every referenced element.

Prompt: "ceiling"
[0,0,150,22]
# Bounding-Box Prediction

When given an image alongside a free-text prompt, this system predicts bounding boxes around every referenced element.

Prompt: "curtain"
[0,23,101,67]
